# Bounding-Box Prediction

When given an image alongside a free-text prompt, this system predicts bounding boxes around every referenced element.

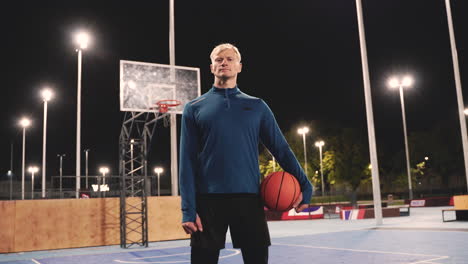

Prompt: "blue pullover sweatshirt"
[179,86,313,223]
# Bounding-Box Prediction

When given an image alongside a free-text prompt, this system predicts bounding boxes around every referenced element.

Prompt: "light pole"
[315,140,325,196]
[7,170,13,200]
[130,139,135,195]
[356,0,383,225]
[9,139,13,200]
[99,167,109,198]
[99,167,109,185]
[389,75,414,200]
[266,149,276,174]
[297,127,309,176]
[84,149,90,189]
[154,167,164,196]
[28,166,39,199]
[41,88,53,198]
[19,117,31,200]
[445,0,468,192]
[10,142,13,180]
[57,154,65,198]
[272,154,276,172]
[74,31,90,199]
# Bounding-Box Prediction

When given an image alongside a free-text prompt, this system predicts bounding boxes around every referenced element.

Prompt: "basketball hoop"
[156,100,181,114]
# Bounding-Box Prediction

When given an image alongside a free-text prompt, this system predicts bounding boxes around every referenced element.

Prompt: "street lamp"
[99,167,109,184]
[74,30,91,199]
[84,149,90,189]
[41,88,53,198]
[28,166,39,199]
[130,139,135,195]
[388,75,414,200]
[265,149,276,173]
[99,166,109,197]
[154,167,164,196]
[7,170,13,200]
[446,0,468,193]
[270,150,276,172]
[315,140,325,196]
[57,154,65,198]
[297,127,309,176]
[19,117,31,200]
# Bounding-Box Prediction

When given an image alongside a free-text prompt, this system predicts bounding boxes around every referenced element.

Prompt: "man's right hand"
[182,214,203,234]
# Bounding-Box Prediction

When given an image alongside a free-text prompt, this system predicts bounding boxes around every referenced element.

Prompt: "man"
[179,43,313,264]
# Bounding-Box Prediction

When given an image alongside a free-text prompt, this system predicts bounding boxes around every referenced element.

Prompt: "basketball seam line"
[287,176,297,211]
[275,171,285,210]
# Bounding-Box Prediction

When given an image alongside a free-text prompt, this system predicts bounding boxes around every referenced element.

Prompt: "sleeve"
[179,103,199,223]
[259,100,313,205]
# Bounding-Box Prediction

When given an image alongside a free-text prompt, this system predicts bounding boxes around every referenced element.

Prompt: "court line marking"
[31,259,41,264]
[113,248,240,263]
[123,252,190,260]
[421,262,443,264]
[407,256,450,264]
[371,227,468,233]
[273,243,450,262]
[26,244,190,261]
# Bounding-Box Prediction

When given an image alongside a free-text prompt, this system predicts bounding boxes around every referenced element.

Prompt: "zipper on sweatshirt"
[224,88,231,109]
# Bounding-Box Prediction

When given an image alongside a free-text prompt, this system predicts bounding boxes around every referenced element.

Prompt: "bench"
[442,195,468,222]
[388,205,410,216]
[358,204,410,216]
[442,209,468,222]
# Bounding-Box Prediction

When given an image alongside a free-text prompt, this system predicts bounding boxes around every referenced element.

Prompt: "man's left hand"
[292,192,309,213]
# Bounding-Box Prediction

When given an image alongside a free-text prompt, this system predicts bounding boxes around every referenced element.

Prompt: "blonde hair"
[210,43,242,63]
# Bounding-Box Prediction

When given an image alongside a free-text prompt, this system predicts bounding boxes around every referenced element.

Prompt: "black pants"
[190,193,270,263]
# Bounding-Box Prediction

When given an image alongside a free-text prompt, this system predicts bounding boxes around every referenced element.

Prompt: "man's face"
[210,49,242,79]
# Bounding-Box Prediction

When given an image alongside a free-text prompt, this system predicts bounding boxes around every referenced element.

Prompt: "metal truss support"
[119,111,166,248]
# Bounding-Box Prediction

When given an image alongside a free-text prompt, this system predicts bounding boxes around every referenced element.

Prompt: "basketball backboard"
[120,60,201,114]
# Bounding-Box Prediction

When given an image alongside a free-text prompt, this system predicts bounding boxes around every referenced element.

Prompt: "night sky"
[1,1,467,185]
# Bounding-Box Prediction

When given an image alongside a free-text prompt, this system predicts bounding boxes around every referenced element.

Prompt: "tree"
[329,127,371,205]
[258,122,373,205]
[408,120,464,192]
[258,121,318,185]
[321,149,336,191]
[259,159,282,180]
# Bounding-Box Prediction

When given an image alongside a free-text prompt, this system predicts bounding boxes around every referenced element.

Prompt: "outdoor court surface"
[1,207,467,264]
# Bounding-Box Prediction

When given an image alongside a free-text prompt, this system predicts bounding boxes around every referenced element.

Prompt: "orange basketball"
[261,171,301,212]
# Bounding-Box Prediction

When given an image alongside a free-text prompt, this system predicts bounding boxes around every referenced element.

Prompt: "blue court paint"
[270,229,468,264]
[269,244,448,264]
[8,247,242,264]
[2,229,468,264]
